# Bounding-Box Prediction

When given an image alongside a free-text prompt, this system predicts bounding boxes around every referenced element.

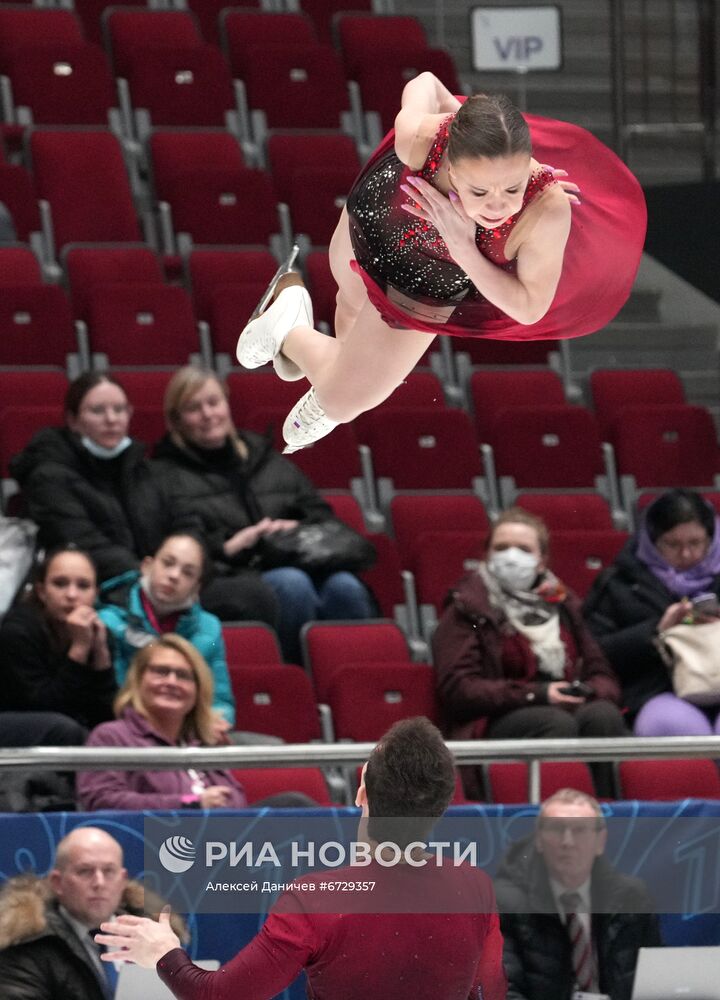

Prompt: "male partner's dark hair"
[448,93,532,163]
[364,717,456,848]
[64,372,128,418]
[644,488,715,544]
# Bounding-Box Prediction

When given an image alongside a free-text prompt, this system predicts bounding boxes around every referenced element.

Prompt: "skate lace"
[293,388,325,428]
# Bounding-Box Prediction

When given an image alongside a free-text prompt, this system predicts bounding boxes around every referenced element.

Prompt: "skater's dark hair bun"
[448,93,531,162]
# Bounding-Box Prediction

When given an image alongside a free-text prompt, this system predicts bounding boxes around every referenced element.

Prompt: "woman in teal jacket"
[99,533,235,741]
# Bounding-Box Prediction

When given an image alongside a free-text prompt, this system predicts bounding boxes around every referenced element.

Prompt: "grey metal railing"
[3,736,719,805]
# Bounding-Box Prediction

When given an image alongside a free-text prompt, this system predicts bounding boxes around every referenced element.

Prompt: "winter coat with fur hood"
[0,873,188,1000]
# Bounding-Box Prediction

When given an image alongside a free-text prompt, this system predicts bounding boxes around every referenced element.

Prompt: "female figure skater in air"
[236,72,646,452]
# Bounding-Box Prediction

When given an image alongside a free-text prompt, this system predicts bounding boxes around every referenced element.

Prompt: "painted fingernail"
[406,176,419,185]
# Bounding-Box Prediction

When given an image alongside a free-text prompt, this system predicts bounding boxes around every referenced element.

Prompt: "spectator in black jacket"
[11,372,170,583]
[495,787,661,1000]
[584,489,720,733]
[153,366,374,662]
[0,548,116,729]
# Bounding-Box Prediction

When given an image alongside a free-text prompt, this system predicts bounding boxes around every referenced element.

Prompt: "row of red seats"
[1,128,361,258]
[0,9,458,139]
[2,369,718,501]
[222,622,720,803]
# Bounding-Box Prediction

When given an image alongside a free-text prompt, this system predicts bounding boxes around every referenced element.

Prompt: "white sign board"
[471,6,562,72]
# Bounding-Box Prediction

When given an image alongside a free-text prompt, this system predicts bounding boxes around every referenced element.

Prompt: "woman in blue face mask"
[11,373,173,584]
[432,507,627,799]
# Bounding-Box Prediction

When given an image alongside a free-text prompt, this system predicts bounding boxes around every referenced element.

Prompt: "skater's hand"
[541,165,581,205]
[400,176,476,259]
[96,910,180,968]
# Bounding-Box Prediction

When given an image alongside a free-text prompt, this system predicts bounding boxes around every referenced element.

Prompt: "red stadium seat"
[488,762,596,804]
[85,283,200,366]
[336,14,427,78]
[355,50,461,133]
[112,370,174,413]
[123,45,236,128]
[0,284,76,367]
[228,663,322,742]
[329,662,439,740]
[618,759,720,800]
[513,492,615,530]
[361,409,483,490]
[0,405,63,476]
[0,370,67,411]
[470,370,566,443]
[4,43,117,126]
[221,11,317,78]
[185,0,260,45]
[491,405,605,489]
[232,766,332,805]
[188,247,276,325]
[410,530,487,614]
[611,404,720,488]
[226,373,311,426]
[149,132,279,247]
[322,493,366,533]
[590,368,685,439]
[302,0,372,42]
[64,245,164,320]
[390,494,489,567]
[267,133,360,246]
[454,336,559,366]
[245,412,362,489]
[30,130,141,249]
[352,372,447,442]
[0,164,42,241]
[549,529,629,598]
[0,9,83,71]
[0,246,42,284]
[105,9,203,77]
[239,43,350,132]
[73,0,145,46]
[302,619,411,702]
[222,621,284,667]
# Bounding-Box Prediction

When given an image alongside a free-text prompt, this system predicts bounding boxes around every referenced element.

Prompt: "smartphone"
[691,593,720,616]
[558,680,594,698]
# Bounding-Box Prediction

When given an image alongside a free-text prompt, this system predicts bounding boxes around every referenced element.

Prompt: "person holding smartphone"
[433,508,627,799]
[584,488,720,736]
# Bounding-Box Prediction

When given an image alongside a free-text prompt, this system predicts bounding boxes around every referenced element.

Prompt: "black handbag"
[257,520,376,574]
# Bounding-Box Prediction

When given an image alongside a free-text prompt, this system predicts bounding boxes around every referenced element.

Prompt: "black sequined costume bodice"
[346,114,556,306]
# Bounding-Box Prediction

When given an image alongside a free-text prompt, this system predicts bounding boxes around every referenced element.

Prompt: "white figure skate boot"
[282,387,338,453]
[236,246,312,381]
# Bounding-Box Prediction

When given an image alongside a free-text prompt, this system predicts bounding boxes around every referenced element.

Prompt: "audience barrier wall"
[2,739,720,1000]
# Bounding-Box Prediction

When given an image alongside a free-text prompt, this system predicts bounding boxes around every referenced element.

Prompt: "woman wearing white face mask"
[432,507,626,798]
[11,373,173,584]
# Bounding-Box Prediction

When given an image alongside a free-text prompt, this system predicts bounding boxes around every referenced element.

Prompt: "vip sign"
[471,6,562,72]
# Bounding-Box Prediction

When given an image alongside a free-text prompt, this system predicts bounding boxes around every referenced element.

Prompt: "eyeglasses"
[146,664,196,684]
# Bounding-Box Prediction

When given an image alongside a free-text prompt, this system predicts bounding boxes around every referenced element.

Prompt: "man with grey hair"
[0,826,185,1000]
[495,788,661,1000]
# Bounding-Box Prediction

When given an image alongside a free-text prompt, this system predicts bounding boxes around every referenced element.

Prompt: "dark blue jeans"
[261,568,374,663]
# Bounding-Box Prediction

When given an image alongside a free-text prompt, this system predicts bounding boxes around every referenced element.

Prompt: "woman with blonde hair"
[152,366,374,663]
[77,633,247,810]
